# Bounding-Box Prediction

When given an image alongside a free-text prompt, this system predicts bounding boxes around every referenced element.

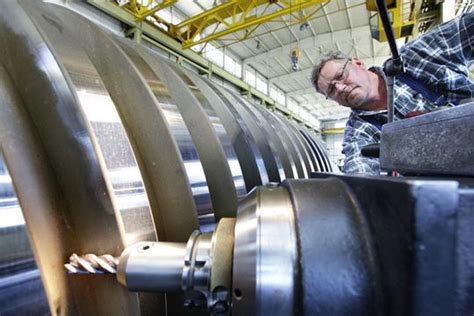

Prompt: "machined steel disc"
[0,1,332,314]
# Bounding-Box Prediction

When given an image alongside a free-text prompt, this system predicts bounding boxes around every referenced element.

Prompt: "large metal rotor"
[0,1,330,315]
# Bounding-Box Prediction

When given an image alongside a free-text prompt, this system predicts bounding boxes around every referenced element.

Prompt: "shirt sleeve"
[341,117,381,175]
[400,12,474,104]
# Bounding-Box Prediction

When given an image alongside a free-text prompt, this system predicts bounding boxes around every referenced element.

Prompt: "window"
[269,86,277,100]
[245,70,256,88]
[288,99,297,112]
[148,7,184,31]
[224,55,233,72]
[270,85,286,105]
[300,108,309,119]
[334,121,346,128]
[276,89,285,105]
[224,55,242,78]
[204,44,224,67]
[155,7,183,24]
[191,35,203,52]
[235,63,242,78]
[256,76,267,93]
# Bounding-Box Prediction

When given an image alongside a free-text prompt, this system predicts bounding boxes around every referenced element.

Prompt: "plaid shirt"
[342,12,474,175]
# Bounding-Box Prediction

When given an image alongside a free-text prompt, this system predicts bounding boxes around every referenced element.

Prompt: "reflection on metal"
[367,0,416,41]
[232,185,297,315]
[65,253,118,274]
[0,156,49,315]
[90,218,237,313]
[0,1,331,314]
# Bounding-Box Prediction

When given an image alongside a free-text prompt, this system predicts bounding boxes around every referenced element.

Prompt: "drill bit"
[65,253,118,274]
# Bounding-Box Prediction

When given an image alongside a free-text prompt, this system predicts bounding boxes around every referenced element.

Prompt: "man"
[311,12,473,175]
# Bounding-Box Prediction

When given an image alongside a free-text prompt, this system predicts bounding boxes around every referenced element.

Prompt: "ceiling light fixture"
[299,21,310,31]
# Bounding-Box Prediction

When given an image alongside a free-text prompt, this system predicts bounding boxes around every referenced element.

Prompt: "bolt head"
[211,301,228,313]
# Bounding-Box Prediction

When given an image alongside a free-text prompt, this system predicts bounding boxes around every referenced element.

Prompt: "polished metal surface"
[288,120,319,172]
[239,98,298,179]
[314,136,332,171]
[114,38,214,228]
[148,57,241,220]
[100,221,233,313]
[169,62,247,200]
[34,3,199,243]
[187,73,269,191]
[270,110,311,177]
[216,87,286,182]
[264,109,307,178]
[117,241,187,292]
[159,103,213,221]
[0,1,331,314]
[0,2,141,313]
[282,115,317,173]
[300,129,332,172]
[65,253,118,274]
[33,21,157,245]
[0,156,49,315]
[232,185,297,315]
[181,231,213,308]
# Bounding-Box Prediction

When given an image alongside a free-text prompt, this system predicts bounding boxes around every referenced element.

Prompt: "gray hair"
[310,51,350,93]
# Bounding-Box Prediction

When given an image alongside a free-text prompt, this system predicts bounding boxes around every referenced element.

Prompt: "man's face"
[317,58,373,109]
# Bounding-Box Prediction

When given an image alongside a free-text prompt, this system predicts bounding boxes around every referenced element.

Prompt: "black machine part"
[233,176,474,315]
[286,176,474,315]
[380,103,474,176]
[375,0,404,123]
[360,143,381,158]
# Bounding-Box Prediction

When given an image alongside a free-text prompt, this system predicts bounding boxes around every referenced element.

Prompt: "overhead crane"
[115,0,327,49]
[170,0,327,49]
[115,0,420,50]
[367,0,417,41]
[118,0,177,21]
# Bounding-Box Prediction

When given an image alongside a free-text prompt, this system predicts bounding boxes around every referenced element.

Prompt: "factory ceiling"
[103,0,471,122]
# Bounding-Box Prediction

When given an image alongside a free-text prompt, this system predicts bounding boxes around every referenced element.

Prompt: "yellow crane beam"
[121,0,177,21]
[322,127,345,135]
[169,0,326,49]
[366,0,416,42]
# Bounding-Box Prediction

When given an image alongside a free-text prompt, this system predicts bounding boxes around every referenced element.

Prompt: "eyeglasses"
[325,59,351,100]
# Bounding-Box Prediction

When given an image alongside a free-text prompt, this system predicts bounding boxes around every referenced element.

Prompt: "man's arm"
[341,117,381,175]
[400,12,474,104]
